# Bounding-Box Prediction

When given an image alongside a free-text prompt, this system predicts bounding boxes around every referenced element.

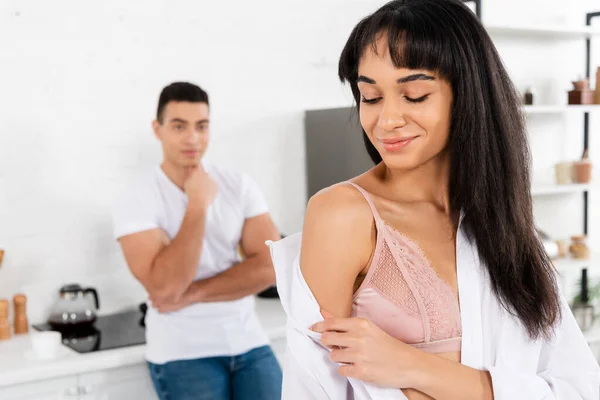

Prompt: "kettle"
[48,284,100,329]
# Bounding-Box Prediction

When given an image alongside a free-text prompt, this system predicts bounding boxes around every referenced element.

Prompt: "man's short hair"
[157,82,209,123]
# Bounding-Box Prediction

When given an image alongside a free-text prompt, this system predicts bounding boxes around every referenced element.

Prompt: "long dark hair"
[339,0,561,340]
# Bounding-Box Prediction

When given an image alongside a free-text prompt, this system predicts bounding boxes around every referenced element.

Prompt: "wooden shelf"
[523,105,600,114]
[531,183,591,196]
[486,23,600,39]
[523,105,568,114]
[566,105,600,112]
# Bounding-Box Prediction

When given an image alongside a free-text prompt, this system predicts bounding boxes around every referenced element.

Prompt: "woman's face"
[357,37,453,171]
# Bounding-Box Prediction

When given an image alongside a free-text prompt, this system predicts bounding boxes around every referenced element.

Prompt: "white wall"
[0,0,599,322]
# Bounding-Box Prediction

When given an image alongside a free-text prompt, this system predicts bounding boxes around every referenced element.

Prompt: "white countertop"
[2,296,597,389]
[0,298,287,388]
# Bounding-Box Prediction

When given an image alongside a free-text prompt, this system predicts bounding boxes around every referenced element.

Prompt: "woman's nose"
[377,101,407,131]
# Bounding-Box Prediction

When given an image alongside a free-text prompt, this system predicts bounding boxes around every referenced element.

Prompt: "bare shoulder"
[302,182,375,270]
[305,182,373,228]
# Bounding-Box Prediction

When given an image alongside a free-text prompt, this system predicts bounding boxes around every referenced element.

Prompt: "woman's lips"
[379,137,417,152]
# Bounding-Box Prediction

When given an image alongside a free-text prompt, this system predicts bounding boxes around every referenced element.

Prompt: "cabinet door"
[0,376,79,400]
[78,364,157,400]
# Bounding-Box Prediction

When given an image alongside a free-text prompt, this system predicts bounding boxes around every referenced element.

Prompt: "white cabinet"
[0,365,157,400]
[0,376,80,400]
[78,365,157,400]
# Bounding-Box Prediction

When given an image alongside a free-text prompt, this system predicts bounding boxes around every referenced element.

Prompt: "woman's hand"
[311,310,425,389]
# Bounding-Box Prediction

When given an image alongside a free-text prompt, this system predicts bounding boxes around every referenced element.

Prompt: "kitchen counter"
[0,298,287,388]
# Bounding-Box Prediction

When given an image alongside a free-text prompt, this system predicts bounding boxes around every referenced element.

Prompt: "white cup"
[555,162,573,185]
[30,331,62,359]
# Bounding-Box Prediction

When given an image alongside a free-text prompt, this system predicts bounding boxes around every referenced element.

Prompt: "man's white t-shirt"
[113,161,270,364]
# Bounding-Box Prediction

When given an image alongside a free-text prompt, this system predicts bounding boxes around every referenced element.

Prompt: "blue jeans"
[148,346,282,400]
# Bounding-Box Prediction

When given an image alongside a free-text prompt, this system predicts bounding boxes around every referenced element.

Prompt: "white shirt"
[113,161,270,364]
[267,228,600,400]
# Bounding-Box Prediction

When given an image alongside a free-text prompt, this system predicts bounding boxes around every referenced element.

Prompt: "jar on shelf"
[573,149,592,184]
[569,235,590,260]
[555,162,573,185]
[555,239,569,258]
[569,78,595,105]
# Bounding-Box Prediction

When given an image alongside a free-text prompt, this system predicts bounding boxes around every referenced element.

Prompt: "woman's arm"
[300,185,374,318]
[411,352,493,399]
[313,288,600,399]
[411,295,598,400]
[312,313,491,398]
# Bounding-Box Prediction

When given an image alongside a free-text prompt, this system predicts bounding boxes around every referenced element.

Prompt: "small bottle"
[524,86,534,105]
[0,299,11,341]
[13,294,29,335]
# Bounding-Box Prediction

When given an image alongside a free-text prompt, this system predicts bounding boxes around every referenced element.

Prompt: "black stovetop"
[33,309,146,354]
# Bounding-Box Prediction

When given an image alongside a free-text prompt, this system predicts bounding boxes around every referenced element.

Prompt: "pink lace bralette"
[348,182,462,354]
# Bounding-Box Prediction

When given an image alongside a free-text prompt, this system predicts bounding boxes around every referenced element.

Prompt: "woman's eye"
[405,94,430,103]
[361,96,381,104]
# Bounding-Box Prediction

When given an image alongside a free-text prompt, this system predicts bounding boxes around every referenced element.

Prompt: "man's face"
[153,101,210,168]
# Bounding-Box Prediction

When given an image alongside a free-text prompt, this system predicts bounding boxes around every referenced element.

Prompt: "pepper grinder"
[0,299,11,341]
[13,294,29,335]
[572,268,595,331]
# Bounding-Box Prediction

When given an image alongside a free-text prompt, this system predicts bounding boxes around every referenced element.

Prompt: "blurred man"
[113,82,282,400]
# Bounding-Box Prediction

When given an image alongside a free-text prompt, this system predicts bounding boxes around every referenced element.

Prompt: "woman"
[267,0,600,399]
